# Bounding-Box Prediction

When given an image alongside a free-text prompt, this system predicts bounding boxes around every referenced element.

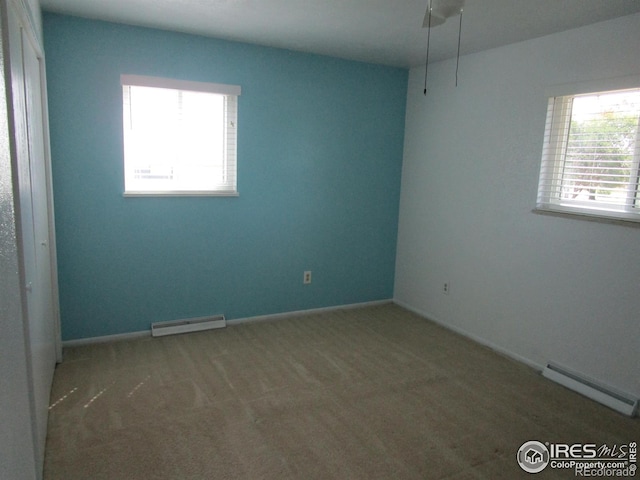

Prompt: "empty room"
[1,0,639,479]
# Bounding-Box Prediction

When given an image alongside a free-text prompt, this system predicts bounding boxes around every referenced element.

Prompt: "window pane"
[561,91,640,209]
[122,80,238,195]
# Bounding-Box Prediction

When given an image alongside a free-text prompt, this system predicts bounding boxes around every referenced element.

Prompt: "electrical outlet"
[304,271,312,285]
[442,282,450,295]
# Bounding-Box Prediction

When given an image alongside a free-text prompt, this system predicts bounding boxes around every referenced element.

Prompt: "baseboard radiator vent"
[542,363,638,417]
[151,315,226,337]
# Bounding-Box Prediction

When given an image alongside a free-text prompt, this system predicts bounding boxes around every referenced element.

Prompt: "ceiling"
[39,0,640,68]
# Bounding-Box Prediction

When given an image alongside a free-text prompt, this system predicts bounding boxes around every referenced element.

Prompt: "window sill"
[124,191,239,198]
[532,207,640,228]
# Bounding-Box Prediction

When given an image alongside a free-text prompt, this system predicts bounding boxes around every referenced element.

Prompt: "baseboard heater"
[542,363,638,417]
[151,314,226,337]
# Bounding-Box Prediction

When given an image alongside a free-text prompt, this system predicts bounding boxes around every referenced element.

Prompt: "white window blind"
[536,87,640,223]
[121,75,240,196]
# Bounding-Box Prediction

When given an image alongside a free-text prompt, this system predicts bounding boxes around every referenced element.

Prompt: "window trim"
[535,75,640,224]
[121,74,241,197]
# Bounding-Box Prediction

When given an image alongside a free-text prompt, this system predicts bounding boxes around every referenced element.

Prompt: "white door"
[8,3,58,474]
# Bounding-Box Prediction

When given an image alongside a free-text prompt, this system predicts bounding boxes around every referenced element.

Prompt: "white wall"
[395,13,640,398]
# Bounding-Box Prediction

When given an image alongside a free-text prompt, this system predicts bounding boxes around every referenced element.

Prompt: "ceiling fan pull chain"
[455,7,463,87]
[424,4,433,95]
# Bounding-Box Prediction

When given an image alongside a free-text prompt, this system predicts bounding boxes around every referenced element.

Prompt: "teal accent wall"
[43,13,407,341]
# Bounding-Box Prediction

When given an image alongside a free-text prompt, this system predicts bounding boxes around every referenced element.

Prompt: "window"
[121,75,240,196]
[536,84,640,223]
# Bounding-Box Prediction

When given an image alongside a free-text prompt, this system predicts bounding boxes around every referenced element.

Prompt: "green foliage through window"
[537,87,640,223]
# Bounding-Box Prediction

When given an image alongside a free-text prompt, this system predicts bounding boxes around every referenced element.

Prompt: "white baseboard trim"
[62,299,393,347]
[227,299,393,326]
[393,299,544,372]
[62,330,150,348]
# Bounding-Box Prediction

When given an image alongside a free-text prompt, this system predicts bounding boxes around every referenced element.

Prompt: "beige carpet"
[44,303,638,479]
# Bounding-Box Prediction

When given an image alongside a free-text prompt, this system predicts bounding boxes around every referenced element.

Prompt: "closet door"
[8,2,58,474]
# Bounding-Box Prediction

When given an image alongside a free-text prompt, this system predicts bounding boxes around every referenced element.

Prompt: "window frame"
[535,75,640,224]
[121,74,241,197]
